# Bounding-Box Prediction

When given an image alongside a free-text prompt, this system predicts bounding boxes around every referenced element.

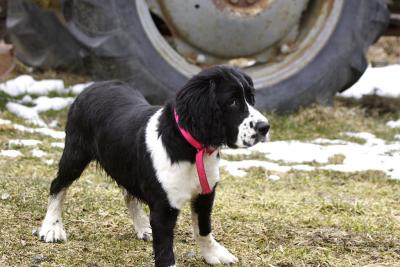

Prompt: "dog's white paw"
[199,235,238,265]
[39,221,67,243]
[134,215,152,241]
[201,244,238,265]
[136,225,152,241]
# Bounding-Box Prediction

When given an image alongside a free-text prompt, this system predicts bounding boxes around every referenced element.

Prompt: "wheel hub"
[154,0,308,57]
[139,0,343,87]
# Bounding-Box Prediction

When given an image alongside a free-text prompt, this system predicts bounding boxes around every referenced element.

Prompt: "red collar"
[174,109,215,194]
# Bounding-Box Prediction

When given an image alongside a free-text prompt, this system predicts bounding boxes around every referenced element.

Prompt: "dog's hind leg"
[191,192,238,265]
[39,138,91,243]
[123,189,152,241]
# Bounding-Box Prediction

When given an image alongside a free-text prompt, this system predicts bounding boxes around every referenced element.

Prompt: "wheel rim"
[137,0,344,89]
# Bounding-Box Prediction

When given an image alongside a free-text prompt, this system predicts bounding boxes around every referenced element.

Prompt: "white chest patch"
[145,109,220,209]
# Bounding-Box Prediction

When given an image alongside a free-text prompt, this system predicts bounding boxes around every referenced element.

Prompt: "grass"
[0,94,400,266]
[268,99,400,142]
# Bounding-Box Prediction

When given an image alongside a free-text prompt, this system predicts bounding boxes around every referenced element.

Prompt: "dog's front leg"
[191,191,238,265]
[150,204,179,267]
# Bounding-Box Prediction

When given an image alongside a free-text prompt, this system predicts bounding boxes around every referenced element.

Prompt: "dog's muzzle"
[255,121,270,142]
[234,103,270,148]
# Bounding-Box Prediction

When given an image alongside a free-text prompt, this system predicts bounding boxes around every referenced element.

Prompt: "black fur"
[47,65,256,267]
[192,189,216,236]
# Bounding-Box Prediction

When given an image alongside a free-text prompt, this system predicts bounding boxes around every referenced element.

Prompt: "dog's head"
[175,65,269,149]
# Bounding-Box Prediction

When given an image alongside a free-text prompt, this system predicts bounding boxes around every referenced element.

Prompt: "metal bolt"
[280,44,291,55]
[196,54,206,63]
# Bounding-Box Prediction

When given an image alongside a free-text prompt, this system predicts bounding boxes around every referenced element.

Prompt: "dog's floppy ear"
[233,69,255,106]
[175,75,224,147]
[242,72,254,90]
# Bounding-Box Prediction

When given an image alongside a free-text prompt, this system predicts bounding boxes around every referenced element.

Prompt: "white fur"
[39,189,67,242]
[235,103,269,148]
[191,210,237,265]
[123,190,152,241]
[196,233,238,265]
[145,109,220,209]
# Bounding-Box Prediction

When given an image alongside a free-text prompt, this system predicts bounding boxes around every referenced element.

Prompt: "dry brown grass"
[0,99,399,266]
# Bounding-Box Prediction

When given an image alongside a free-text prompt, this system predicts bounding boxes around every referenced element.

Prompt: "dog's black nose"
[255,121,270,136]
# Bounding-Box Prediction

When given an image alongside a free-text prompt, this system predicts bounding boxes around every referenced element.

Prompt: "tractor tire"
[11,0,391,112]
[69,0,389,112]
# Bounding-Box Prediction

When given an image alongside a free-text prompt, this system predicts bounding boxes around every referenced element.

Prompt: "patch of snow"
[6,96,73,126]
[252,141,337,163]
[311,138,352,145]
[69,82,93,95]
[9,139,42,147]
[387,119,400,129]
[6,102,46,127]
[32,96,74,112]
[51,142,64,149]
[342,132,385,146]
[44,159,55,165]
[221,163,247,177]
[0,120,65,139]
[220,159,291,177]
[0,75,67,96]
[31,148,47,158]
[0,75,35,96]
[0,119,11,125]
[21,95,33,104]
[0,150,23,157]
[222,132,400,180]
[221,159,317,178]
[1,192,10,200]
[28,79,64,95]
[14,124,65,139]
[1,76,94,125]
[48,120,59,128]
[222,148,251,156]
[340,65,400,98]
[32,127,65,139]
[268,175,281,181]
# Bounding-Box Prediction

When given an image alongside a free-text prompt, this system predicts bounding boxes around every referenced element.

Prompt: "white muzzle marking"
[235,103,269,148]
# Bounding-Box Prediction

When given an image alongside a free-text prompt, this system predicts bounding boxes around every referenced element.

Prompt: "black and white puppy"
[38,65,269,267]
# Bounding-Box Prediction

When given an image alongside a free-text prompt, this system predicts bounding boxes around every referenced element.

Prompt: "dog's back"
[52,81,160,197]
[68,81,152,137]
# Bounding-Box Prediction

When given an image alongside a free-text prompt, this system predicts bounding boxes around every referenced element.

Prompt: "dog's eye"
[227,100,238,108]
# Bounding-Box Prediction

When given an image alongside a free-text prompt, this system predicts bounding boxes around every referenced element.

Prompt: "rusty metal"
[0,41,15,80]
[154,0,308,58]
[214,0,270,16]
[218,0,268,15]
[0,0,14,79]
[139,0,343,89]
